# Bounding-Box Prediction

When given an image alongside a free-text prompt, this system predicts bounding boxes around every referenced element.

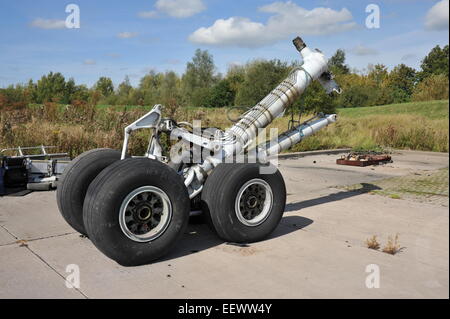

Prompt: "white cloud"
[189,1,357,48]
[138,11,158,19]
[155,0,205,18]
[352,44,378,56]
[425,0,449,31]
[117,32,139,39]
[83,59,96,65]
[31,18,66,30]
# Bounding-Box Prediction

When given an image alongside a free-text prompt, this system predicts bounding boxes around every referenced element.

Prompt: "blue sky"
[0,0,448,87]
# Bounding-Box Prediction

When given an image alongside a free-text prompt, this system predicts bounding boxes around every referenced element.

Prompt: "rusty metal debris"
[337,152,392,167]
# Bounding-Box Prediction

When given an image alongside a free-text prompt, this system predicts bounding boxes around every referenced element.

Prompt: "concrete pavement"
[0,150,448,299]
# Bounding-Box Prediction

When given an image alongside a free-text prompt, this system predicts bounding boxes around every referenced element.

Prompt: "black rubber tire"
[201,163,286,243]
[83,158,190,266]
[56,148,121,235]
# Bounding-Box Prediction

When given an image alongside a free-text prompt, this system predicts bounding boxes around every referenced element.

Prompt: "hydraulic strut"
[183,37,341,198]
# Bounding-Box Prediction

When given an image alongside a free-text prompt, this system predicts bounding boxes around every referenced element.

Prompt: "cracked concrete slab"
[0,244,84,299]
[27,233,190,299]
[0,150,448,298]
[0,192,74,241]
[31,193,447,299]
[0,226,16,246]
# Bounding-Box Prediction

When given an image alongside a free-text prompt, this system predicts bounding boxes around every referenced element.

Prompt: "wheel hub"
[246,196,258,209]
[235,179,273,227]
[135,204,153,221]
[119,186,172,242]
[241,187,266,220]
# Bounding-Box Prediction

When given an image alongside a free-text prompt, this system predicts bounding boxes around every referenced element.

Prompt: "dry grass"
[382,234,402,255]
[0,101,448,157]
[366,234,403,255]
[0,105,149,158]
[366,236,381,250]
[286,114,449,153]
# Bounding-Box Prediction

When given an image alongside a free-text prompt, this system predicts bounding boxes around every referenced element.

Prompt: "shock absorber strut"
[184,36,342,198]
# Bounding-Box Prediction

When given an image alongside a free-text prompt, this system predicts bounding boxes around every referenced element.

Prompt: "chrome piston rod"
[262,114,337,159]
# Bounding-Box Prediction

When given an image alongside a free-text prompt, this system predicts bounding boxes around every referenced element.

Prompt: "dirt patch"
[216,244,263,257]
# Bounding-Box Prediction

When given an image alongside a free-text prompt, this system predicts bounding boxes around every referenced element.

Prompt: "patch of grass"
[290,113,448,153]
[338,100,449,120]
[366,236,381,250]
[1,100,449,157]
[382,234,401,255]
[389,194,402,200]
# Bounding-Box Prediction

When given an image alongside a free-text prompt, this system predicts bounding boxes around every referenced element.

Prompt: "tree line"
[0,44,448,113]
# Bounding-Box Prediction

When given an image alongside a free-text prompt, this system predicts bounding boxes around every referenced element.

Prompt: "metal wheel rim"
[235,179,273,227]
[119,186,172,243]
